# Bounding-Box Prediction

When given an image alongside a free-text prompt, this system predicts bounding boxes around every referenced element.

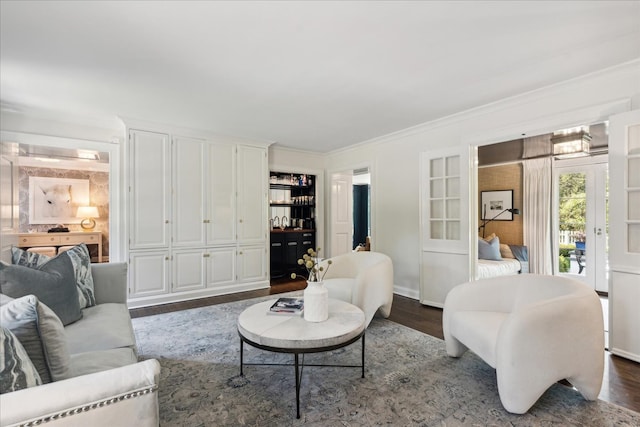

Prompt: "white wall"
[3,61,639,297]
[323,60,640,299]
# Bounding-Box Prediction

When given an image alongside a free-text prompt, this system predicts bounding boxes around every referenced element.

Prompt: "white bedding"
[477,258,522,279]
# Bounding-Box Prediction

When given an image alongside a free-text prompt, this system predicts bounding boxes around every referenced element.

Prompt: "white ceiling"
[1,1,639,153]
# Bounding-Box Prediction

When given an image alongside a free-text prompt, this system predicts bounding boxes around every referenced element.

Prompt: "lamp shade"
[76,206,99,218]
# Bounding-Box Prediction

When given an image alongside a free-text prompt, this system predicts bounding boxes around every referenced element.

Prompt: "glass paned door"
[555,162,609,292]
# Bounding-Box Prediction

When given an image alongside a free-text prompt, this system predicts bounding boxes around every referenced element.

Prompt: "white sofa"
[1,262,160,427]
[443,274,604,414]
[321,251,394,327]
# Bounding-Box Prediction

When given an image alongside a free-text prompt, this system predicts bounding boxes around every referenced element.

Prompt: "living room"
[1,1,639,425]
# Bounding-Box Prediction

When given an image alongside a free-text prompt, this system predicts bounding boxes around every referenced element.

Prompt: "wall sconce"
[76,206,99,231]
[478,208,521,238]
[552,130,591,159]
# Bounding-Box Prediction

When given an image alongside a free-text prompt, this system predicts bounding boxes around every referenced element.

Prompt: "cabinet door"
[270,233,285,278]
[206,247,236,288]
[172,248,206,292]
[129,130,171,250]
[237,145,267,244]
[285,234,301,275]
[237,245,267,283]
[173,137,206,248]
[129,251,170,298]
[207,143,236,245]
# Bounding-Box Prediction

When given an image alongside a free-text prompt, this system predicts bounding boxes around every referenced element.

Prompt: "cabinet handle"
[203,253,210,258]
[288,242,297,246]
[203,220,210,224]
[165,220,169,224]
[165,256,169,261]
[272,243,282,247]
[303,241,312,245]
[238,251,243,255]
[239,219,243,223]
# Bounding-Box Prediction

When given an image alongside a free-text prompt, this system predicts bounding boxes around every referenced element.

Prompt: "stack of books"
[269,297,304,315]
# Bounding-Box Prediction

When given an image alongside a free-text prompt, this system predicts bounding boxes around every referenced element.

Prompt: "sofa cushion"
[65,303,137,355]
[0,326,42,393]
[0,253,82,325]
[0,295,71,383]
[69,347,138,378]
[12,245,96,309]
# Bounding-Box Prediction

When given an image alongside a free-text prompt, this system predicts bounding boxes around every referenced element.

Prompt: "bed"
[477,234,529,279]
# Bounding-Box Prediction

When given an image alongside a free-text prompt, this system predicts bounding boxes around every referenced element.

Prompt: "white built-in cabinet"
[126,128,269,307]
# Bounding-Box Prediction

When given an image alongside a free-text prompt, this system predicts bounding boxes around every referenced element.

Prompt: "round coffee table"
[237,298,366,418]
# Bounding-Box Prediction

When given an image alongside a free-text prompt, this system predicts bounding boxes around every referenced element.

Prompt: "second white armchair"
[321,251,394,327]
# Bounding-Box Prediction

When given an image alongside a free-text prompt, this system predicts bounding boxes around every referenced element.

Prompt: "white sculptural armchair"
[320,251,394,327]
[443,274,604,414]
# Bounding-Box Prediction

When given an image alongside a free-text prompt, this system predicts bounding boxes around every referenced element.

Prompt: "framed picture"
[29,177,90,224]
[480,190,514,221]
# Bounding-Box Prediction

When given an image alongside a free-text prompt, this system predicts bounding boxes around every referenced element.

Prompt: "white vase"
[304,280,328,322]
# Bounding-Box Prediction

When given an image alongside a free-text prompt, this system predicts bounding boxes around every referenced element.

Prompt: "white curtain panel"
[523,157,553,274]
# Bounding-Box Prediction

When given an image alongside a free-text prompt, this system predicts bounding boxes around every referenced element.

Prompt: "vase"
[303,280,328,322]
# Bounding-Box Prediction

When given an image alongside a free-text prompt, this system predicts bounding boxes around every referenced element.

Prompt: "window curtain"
[523,157,553,274]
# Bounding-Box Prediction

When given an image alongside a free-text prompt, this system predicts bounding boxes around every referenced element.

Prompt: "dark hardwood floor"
[130,280,640,414]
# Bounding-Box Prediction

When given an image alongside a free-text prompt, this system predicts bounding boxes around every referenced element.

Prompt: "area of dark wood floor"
[129,280,640,414]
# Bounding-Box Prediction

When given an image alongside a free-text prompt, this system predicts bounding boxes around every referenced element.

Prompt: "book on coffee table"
[269,297,304,314]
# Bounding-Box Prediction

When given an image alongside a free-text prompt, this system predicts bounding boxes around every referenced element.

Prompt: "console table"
[17,232,103,263]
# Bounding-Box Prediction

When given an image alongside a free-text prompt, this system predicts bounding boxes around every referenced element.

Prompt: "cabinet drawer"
[19,235,61,246]
[61,234,99,245]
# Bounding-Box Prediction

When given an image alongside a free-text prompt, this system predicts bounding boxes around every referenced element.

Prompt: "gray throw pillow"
[0,295,71,384]
[11,245,96,308]
[478,236,503,261]
[0,326,42,393]
[0,252,82,325]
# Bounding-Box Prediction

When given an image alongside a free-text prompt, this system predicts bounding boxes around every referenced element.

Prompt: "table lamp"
[76,206,99,231]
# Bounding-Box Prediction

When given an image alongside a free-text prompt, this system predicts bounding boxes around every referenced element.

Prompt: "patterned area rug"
[132,294,640,426]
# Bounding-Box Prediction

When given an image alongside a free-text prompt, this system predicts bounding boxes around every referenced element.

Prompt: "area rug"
[132,294,640,426]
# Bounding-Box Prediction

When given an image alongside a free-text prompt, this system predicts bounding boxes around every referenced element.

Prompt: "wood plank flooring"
[130,281,640,414]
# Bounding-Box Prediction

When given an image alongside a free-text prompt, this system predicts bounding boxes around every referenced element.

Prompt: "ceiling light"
[552,130,591,159]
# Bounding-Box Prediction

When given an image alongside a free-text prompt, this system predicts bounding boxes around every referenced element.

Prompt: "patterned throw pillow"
[1,253,82,326]
[0,295,71,384]
[0,326,42,394]
[11,245,96,308]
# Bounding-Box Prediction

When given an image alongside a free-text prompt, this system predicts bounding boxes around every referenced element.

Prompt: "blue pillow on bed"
[479,236,503,261]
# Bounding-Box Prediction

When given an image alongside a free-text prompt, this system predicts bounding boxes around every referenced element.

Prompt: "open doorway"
[0,131,117,263]
[329,166,371,257]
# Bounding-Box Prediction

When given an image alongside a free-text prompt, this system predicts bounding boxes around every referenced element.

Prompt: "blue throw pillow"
[478,236,503,261]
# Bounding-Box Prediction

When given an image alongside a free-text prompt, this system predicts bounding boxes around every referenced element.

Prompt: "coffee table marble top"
[237,298,365,351]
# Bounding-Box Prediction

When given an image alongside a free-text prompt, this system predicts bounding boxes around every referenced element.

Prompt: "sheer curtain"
[523,157,553,274]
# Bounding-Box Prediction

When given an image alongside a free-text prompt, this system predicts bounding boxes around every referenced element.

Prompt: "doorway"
[554,158,609,293]
[329,166,371,257]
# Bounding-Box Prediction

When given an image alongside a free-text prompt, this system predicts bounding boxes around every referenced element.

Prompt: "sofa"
[321,251,394,327]
[443,274,604,414]
[1,262,160,427]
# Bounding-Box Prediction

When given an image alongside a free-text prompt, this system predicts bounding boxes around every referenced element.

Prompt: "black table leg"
[361,332,366,378]
[240,340,244,376]
[294,353,300,419]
